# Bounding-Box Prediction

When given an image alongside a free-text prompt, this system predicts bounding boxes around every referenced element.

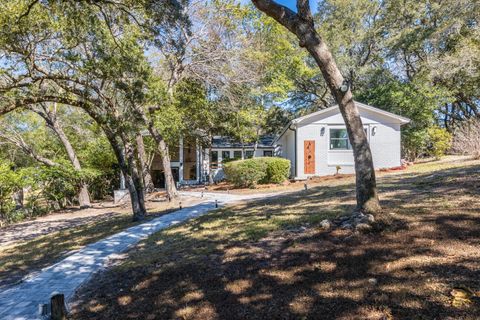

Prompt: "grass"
[70,157,480,320]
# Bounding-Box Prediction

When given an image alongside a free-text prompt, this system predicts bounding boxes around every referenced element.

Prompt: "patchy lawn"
[69,157,480,320]
[0,195,200,290]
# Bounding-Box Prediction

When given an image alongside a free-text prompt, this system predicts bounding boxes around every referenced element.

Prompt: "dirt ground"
[0,193,201,248]
[69,157,480,320]
[0,193,203,290]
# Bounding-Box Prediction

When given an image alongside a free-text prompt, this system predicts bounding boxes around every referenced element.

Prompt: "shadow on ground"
[71,163,480,319]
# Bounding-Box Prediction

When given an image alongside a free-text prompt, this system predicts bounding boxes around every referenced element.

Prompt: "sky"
[240,0,318,13]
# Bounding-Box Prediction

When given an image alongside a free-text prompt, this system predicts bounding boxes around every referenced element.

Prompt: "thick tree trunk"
[134,105,178,200]
[146,124,178,200]
[108,134,146,221]
[251,0,381,214]
[136,134,155,192]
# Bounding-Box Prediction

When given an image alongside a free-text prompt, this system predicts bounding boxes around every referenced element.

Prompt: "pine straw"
[70,158,480,319]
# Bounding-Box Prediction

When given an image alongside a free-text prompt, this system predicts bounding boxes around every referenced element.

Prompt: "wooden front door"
[304,140,315,174]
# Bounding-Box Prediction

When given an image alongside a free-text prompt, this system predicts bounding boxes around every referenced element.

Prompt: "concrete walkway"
[0,191,272,320]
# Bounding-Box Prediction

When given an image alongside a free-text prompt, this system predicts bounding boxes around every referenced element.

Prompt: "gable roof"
[274,101,410,143]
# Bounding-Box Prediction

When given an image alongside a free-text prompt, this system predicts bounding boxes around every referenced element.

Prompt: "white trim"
[295,101,410,125]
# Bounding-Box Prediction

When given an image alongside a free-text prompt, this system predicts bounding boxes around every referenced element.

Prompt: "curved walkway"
[0,192,275,320]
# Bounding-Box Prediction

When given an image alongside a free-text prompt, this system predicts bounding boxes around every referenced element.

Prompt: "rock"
[320,219,331,229]
[360,214,375,224]
[366,214,375,223]
[368,278,378,285]
[356,223,372,232]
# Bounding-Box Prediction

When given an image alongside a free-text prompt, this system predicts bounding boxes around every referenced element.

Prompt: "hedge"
[224,157,290,188]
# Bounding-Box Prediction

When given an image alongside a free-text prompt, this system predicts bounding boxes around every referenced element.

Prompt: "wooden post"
[51,293,67,320]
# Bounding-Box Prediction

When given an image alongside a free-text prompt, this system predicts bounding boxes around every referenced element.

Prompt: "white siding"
[275,129,296,178]
[292,107,404,179]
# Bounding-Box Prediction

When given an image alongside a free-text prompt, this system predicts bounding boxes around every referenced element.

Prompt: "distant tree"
[453,118,480,159]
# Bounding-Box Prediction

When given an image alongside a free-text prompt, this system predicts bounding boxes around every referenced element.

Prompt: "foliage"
[426,127,452,159]
[0,162,23,219]
[224,158,268,188]
[224,157,290,188]
[34,163,99,210]
[264,157,291,184]
[357,78,452,160]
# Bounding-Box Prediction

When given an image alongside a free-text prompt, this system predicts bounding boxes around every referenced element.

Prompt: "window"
[183,145,197,180]
[329,128,368,150]
[233,150,242,159]
[210,151,218,169]
[263,150,273,157]
[245,150,254,158]
[330,129,351,150]
[222,150,231,160]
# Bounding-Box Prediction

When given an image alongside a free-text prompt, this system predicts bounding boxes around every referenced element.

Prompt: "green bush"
[426,126,452,159]
[263,157,291,184]
[224,157,290,188]
[224,158,267,188]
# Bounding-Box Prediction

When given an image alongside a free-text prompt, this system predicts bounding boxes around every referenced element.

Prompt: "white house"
[148,101,409,187]
[274,101,410,179]
[149,136,275,187]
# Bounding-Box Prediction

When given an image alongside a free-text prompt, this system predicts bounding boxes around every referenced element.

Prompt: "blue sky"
[241,0,318,13]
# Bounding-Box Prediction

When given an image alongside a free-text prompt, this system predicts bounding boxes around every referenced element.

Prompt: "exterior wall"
[275,129,296,178]
[294,109,403,179]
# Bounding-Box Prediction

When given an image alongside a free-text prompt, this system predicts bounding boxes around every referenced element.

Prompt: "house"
[274,101,410,179]
[149,101,409,187]
[149,135,275,187]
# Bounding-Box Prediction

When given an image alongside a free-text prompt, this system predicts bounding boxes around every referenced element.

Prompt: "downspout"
[288,124,297,179]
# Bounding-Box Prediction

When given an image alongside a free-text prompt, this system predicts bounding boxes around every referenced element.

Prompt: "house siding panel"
[294,107,404,179]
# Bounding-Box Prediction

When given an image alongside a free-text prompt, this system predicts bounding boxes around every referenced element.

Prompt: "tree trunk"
[251,0,381,214]
[134,105,178,200]
[13,189,24,209]
[146,124,178,200]
[136,134,155,192]
[108,134,146,221]
[35,104,91,208]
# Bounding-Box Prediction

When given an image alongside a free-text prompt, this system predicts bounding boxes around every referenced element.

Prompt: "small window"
[210,151,219,169]
[329,128,369,150]
[245,150,254,158]
[263,150,273,157]
[222,150,231,160]
[330,129,351,150]
[233,150,242,159]
[211,151,218,162]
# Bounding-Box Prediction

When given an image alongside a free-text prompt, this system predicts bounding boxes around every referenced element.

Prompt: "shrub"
[426,126,452,159]
[224,158,267,188]
[263,157,291,184]
[224,157,290,188]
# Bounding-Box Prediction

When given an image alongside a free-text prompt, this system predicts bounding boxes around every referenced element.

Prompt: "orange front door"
[304,140,315,174]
